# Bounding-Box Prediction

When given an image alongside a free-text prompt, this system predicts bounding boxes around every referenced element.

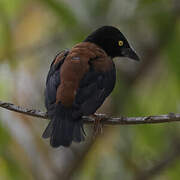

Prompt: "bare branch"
[0,100,180,125]
[0,100,48,119]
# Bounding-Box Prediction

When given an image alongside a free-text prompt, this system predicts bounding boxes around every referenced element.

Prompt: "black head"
[84,26,139,61]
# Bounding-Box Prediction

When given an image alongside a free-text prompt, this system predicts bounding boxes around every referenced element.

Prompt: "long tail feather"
[42,103,85,148]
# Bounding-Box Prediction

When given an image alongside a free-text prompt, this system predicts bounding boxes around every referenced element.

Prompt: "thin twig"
[0,100,180,125]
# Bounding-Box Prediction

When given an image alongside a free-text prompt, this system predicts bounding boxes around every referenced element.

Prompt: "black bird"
[43,26,139,148]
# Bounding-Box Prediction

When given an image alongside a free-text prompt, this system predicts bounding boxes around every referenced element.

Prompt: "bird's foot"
[91,113,106,136]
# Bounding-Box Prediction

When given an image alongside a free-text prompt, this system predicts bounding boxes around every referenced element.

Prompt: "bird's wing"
[75,61,116,116]
[45,50,69,113]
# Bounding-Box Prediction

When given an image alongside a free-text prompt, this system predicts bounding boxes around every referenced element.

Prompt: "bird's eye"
[118,40,124,46]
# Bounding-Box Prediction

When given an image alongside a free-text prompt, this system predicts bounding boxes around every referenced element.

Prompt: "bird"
[43,26,139,148]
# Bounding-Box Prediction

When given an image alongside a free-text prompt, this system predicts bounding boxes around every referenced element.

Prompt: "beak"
[121,48,140,61]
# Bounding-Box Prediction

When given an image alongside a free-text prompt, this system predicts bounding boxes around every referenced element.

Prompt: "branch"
[0,100,48,119]
[0,100,180,125]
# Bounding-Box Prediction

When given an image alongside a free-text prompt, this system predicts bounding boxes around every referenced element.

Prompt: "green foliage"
[166,26,180,86]
[0,122,30,180]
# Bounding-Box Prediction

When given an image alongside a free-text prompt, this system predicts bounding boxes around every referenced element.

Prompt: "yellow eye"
[118,40,123,46]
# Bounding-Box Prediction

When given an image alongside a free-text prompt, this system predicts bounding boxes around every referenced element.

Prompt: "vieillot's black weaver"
[43,26,140,148]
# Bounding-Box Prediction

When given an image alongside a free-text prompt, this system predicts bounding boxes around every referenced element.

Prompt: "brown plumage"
[56,42,113,107]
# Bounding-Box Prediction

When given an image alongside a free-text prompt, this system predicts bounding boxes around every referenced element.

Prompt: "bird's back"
[44,42,116,147]
[45,42,116,117]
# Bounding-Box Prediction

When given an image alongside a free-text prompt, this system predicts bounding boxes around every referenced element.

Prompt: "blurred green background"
[0,0,180,179]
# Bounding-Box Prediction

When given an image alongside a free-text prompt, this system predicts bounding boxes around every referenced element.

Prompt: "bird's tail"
[42,103,85,148]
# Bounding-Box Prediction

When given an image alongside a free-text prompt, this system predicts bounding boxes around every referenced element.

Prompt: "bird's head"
[84,26,140,61]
